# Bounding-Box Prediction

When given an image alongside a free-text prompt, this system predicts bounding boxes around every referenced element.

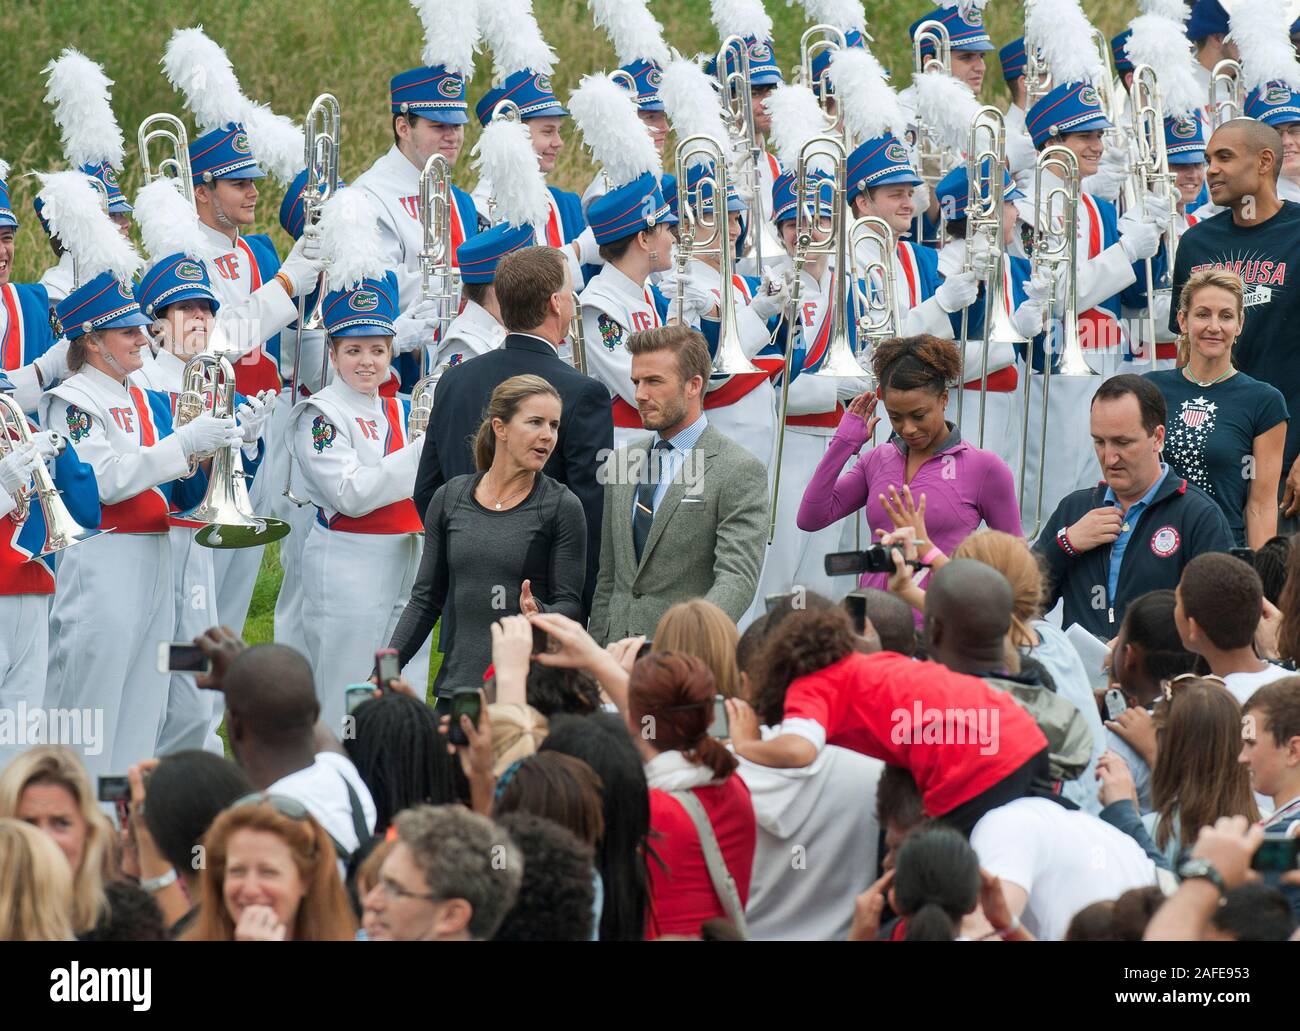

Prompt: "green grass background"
[3,0,1133,655]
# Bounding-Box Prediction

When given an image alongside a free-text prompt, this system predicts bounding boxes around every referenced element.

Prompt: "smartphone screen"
[97,775,130,803]
[1104,688,1127,721]
[707,695,729,738]
[345,685,376,716]
[1251,835,1300,873]
[448,691,481,746]
[375,648,400,686]
[157,643,212,675]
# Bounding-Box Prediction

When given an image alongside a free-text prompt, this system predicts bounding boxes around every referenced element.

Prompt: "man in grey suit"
[589,324,768,644]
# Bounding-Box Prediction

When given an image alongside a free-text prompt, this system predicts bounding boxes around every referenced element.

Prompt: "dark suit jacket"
[413,333,614,610]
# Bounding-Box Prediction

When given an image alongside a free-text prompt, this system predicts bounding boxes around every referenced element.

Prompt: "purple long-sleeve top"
[798,412,1023,600]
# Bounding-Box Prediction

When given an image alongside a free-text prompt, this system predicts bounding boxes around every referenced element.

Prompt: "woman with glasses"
[186,796,356,941]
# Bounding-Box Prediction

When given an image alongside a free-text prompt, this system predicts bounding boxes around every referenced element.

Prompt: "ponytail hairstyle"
[627,652,737,780]
[1175,267,1244,367]
[870,334,961,398]
[893,825,980,941]
[66,332,98,374]
[473,374,563,471]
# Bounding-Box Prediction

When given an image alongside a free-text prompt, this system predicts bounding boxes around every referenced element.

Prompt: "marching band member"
[0,373,98,771]
[1240,49,1300,205]
[0,162,62,416]
[1187,0,1237,105]
[580,0,672,215]
[352,0,482,312]
[287,271,430,735]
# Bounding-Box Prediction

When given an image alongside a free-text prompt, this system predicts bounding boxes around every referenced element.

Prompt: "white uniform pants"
[45,533,173,779]
[155,526,223,756]
[300,526,430,735]
[0,593,50,770]
[949,387,1023,492]
[706,385,777,470]
[271,497,317,660]
[1020,373,1102,541]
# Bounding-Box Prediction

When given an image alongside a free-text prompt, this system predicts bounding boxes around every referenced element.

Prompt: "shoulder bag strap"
[668,788,749,939]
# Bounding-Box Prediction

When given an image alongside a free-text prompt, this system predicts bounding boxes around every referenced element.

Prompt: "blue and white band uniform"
[1245,83,1300,204]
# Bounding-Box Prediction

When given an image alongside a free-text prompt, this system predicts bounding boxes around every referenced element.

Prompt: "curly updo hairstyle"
[871,334,961,397]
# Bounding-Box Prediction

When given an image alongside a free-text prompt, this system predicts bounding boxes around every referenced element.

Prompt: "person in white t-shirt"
[1175,552,1293,707]
[968,797,1161,941]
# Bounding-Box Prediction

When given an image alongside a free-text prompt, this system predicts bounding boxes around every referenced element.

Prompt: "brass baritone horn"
[799,24,847,131]
[418,153,460,381]
[0,392,108,556]
[176,354,290,549]
[138,113,195,207]
[845,216,898,352]
[1209,59,1243,129]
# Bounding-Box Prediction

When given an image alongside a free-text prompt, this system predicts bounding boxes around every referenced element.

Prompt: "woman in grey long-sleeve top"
[390,375,586,697]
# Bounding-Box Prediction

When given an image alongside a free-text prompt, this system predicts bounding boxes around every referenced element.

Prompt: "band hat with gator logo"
[1245,83,1300,128]
[279,167,349,240]
[810,28,866,97]
[323,272,399,337]
[935,160,1025,222]
[771,168,835,224]
[391,66,470,125]
[621,59,667,111]
[0,160,17,229]
[999,37,1027,83]
[706,36,785,86]
[56,271,153,341]
[188,122,265,184]
[911,3,995,56]
[587,171,676,245]
[1187,0,1230,41]
[845,134,922,201]
[455,222,535,284]
[1025,80,1113,149]
[475,70,569,126]
[79,160,133,214]
[1165,113,1208,163]
[1111,29,1133,75]
[663,162,747,218]
[134,253,221,318]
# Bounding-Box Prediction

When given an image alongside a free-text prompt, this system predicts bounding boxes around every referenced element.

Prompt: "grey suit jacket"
[589,423,769,644]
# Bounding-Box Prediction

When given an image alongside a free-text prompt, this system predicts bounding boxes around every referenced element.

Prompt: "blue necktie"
[633,439,672,562]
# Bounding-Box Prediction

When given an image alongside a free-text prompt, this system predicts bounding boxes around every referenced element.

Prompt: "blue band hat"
[845,134,923,202]
[455,222,535,285]
[1111,30,1133,75]
[391,66,469,125]
[620,59,666,111]
[663,162,747,218]
[279,167,349,240]
[80,161,132,215]
[1025,80,1113,149]
[1165,113,1208,163]
[135,253,221,318]
[1245,83,1300,128]
[934,160,1025,222]
[911,5,994,57]
[999,37,1027,83]
[771,168,835,223]
[1187,0,1230,41]
[323,272,400,337]
[55,271,153,341]
[705,37,785,87]
[0,166,16,230]
[476,69,569,126]
[189,123,265,185]
[810,28,866,97]
[587,172,676,245]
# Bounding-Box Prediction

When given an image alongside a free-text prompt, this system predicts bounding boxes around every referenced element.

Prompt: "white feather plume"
[316,189,387,292]
[471,118,552,229]
[913,72,981,152]
[411,0,480,77]
[35,171,141,283]
[1229,0,1300,94]
[0,160,9,183]
[134,178,218,264]
[660,57,728,158]
[710,0,773,41]
[569,73,661,188]
[1025,0,1104,89]
[766,83,829,170]
[954,0,987,21]
[829,45,906,142]
[1125,3,1201,119]
[589,0,670,67]
[43,50,126,171]
[794,0,867,35]
[479,0,557,79]
[241,102,305,185]
[162,26,245,132]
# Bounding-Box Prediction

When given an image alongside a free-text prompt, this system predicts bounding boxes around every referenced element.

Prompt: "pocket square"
[680,497,705,504]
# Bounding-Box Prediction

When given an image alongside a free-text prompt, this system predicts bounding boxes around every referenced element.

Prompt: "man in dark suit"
[414,245,613,610]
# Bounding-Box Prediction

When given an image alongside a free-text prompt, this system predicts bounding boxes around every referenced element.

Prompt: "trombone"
[138,113,194,207]
[799,24,847,131]
[1209,58,1243,129]
[909,20,954,244]
[1129,65,1178,355]
[417,153,460,379]
[285,93,340,507]
[0,391,107,556]
[673,134,762,375]
[176,354,290,549]
[957,107,1028,446]
[1020,144,1095,539]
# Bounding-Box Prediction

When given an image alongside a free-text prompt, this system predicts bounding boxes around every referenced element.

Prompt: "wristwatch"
[1177,858,1226,895]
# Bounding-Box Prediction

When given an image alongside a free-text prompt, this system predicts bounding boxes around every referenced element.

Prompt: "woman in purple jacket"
[798,335,1022,599]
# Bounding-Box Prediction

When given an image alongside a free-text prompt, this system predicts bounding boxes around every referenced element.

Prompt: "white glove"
[279,235,327,297]
[1011,296,1048,338]
[0,441,41,496]
[660,272,717,325]
[28,430,64,460]
[236,391,275,445]
[571,226,602,267]
[1119,216,1161,262]
[392,300,442,355]
[749,269,792,321]
[1138,191,1175,231]
[934,270,980,313]
[1023,271,1053,304]
[836,376,875,402]
[1005,129,1038,175]
[298,222,322,262]
[964,233,999,274]
[176,414,242,458]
